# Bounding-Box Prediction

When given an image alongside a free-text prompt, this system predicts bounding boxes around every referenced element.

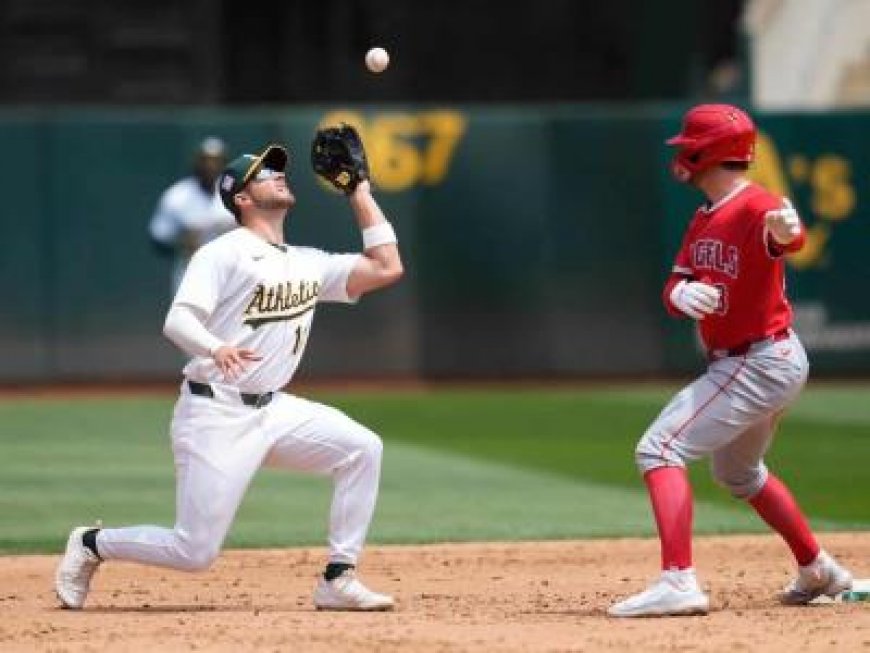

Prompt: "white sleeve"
[148,188,180,245]
[211,194,238,230]
[312,251,362,303]
[163,304,223,357]
[171,244,225,314]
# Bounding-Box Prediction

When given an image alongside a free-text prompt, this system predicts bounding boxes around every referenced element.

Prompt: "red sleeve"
[766,224,806,256]
[662,274,690,317]
[661,220,696,317]
[748,190,807,257]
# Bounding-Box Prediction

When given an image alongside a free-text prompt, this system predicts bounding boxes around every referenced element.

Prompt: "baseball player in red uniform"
[608,104,853,617]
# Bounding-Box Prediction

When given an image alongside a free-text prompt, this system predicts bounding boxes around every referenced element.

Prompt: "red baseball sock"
[748,474,819,566]
[644,466,693,570]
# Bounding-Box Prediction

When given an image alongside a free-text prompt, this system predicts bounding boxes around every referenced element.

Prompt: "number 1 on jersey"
[292,325,307,355]
[714,283,729,315]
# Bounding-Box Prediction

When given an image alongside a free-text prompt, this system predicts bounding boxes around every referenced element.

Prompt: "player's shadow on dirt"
[73,604,312,614]
[517,608,602,618]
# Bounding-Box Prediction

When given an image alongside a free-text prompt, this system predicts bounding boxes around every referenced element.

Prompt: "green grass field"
[0,382,867,553]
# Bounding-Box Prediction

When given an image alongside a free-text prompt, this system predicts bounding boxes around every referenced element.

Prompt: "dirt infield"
[1,533,867,652]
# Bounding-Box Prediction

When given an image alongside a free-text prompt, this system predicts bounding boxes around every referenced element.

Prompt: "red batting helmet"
[666,104,757,182]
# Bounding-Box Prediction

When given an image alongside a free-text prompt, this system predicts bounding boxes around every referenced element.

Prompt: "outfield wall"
[1,105,867,381]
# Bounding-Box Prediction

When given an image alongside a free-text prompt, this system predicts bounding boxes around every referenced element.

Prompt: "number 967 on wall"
[317,110,467,192]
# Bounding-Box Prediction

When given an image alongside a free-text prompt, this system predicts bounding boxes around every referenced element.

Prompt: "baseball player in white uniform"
[57,137,403,611]
[149,136,237,293]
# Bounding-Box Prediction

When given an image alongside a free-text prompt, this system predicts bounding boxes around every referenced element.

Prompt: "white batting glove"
[764,198,802,245]
[669,279,721,320]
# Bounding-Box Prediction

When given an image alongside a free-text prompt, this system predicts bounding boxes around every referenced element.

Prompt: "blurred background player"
[608,104,854,618]
[149,136,236,294]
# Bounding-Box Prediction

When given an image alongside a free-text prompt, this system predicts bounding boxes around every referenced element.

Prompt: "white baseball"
[365,47,390,74]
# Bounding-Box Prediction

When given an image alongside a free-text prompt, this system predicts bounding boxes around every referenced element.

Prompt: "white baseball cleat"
[55,526,101,609]
[608,568,709,618]
[313,569,395,611]
[780,550,853,605]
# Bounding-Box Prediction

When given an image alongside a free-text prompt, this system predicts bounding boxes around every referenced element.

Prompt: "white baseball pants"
[96,382,383,571]
[635,331,809,498]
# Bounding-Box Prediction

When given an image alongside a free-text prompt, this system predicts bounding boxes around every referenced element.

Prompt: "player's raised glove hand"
[764,198,802,245]
[670,279,721,320]
[311,123,370,195]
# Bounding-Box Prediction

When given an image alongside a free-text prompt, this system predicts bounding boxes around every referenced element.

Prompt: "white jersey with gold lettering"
[173,227,359,392]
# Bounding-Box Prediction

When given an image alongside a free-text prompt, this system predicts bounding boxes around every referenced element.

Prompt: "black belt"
[187,380,274,409]
[709,328,791,361]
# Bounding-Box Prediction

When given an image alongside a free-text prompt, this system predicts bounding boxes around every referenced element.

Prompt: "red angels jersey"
[663,181,805,352]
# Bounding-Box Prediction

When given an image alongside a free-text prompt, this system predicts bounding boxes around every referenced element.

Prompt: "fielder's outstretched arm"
[345,180,404,298]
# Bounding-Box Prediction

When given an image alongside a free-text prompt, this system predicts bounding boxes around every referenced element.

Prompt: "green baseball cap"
[218,144,289,216]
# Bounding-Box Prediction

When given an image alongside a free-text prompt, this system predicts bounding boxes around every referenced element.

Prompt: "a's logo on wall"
[243,280,320,328]
[750,132,856,269]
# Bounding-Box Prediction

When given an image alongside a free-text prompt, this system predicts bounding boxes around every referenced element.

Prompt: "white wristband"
[361,222,398,249]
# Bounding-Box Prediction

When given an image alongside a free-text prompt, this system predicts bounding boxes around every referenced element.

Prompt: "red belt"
[709,328,790,361]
